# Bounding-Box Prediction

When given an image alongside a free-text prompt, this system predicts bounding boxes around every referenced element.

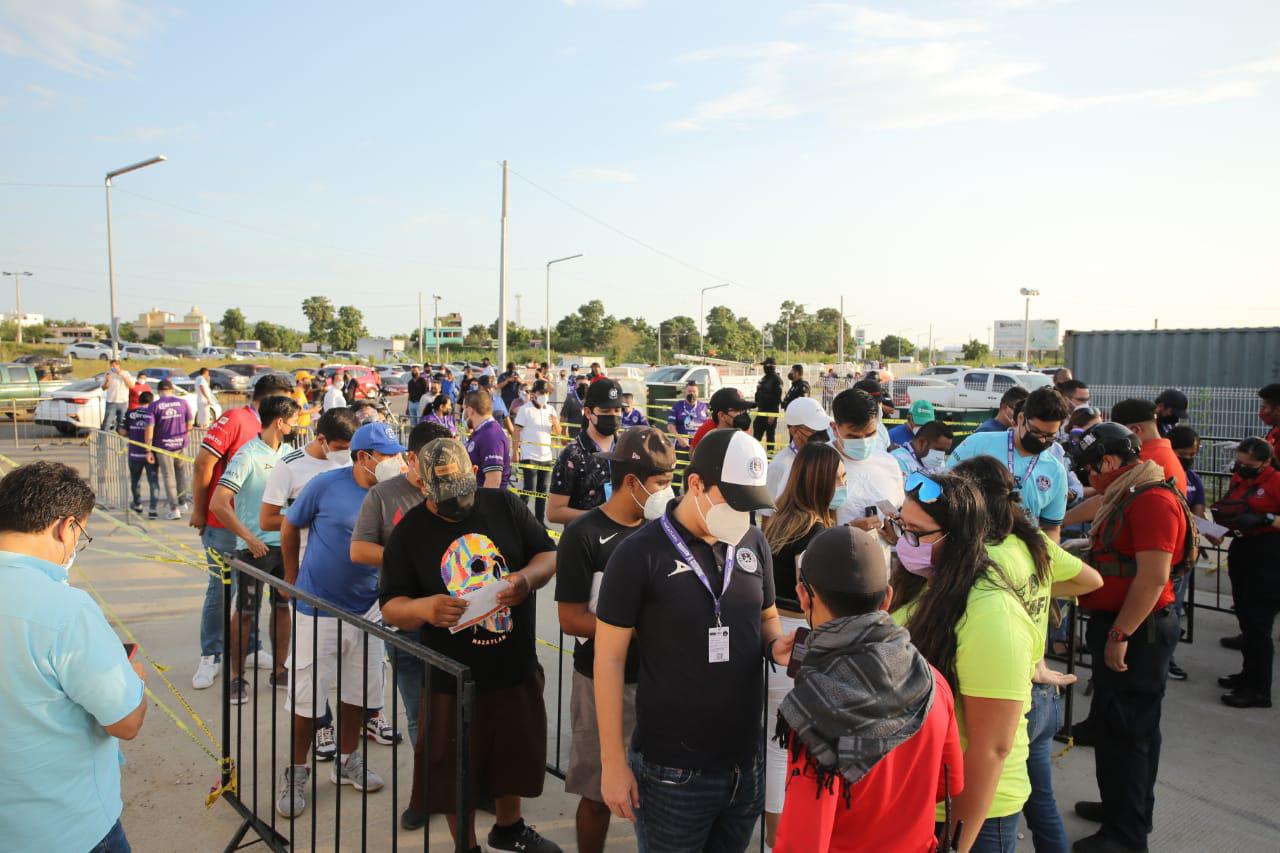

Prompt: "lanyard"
[659,515,734,625]
[900,446,925,474]
[1007,431,1039,489]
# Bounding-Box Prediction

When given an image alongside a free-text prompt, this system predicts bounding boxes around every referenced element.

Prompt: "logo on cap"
[747,456,765,479]
[609,387,618,399]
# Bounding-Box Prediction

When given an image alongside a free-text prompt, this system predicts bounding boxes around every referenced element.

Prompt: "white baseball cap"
[687,429,774,512]
[785,396,830,432]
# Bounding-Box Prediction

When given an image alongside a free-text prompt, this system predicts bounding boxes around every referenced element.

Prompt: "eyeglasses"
[1022,422,1058,441]
[69,518,93,553]
[888,516,944,547]
[904,471,942,503]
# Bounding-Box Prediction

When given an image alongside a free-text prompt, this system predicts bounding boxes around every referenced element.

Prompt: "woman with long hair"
[423,393,457,436]
[889,470,1031,853]
[762,441,847,848]
[953,456,1103,853]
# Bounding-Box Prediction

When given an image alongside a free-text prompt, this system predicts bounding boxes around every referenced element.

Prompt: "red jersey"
[689,417,718,450]
[775,667,964,853]
[1267,425,1280,470]
[198,405,261,529]
[1080,486,1186,614]
[1215,465,1280,539]
[1139,437,1184,498]
[128,381,147,411]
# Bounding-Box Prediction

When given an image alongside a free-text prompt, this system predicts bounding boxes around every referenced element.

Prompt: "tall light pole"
[2,271,32,345]
[699,283,730,356]
[105,155,166,358]
[433,294,443,363]
[1019,288,1040,368]
[545,254,583,368]
[497,160,510,369]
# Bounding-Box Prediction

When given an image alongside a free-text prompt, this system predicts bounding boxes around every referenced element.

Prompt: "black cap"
[798,527,887,595]
[596,426,677,472]
[1110,397,1156,427]
[853,378,884,398]
[584,378,623,409]
[708,387,756,414]
[686,429,774,512]
[763,356,777,367]
[1155,388,1188,418]
[1065,422,1141,472]
[157,378,174,390]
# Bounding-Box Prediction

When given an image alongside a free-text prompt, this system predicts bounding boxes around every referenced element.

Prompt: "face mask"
[327,448,352,466]
[576,385,589,399]
[806,429,830,445]
[633,481,676,520]
[1234,463,1262,479]
[1019,427,1052,455]
[1262,408,1280,426]
[1089,462,1124,493]
[532,395,545,408]
[829,485,849,511]
[895,537,936,578]
[842,436,875,461]
[731,412,751,431]
[435,492,475,521]
[1158,414,1179,427]
[1178,457,1195,472]
[696,490,750,545]
[924,449,947,470]
[686,393,696,403]
[593,414,620,436]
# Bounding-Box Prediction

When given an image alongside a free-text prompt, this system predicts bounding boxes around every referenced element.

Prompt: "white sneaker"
[178,502,191,514]
[164,509,182,520]
[245,650,274,670]
[192,655,219,690]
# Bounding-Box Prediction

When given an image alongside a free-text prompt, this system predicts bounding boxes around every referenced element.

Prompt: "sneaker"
[192,655,219,690]
[245,649,274,671]
[1221,689,1273,709]
[276,765,310,817]
[487,819,562,853]
[164,509,182,520]
[1167,659,1188,681]
[178,502,191,514]
[1220,633,1245,650]
[1219,672,1246,689]
[365,712,402,746]
[148,511,159,520]
[269,670,289,690]
[314,725,337,762]
[400,807,427,831]
[130,504,143,514]
[229,677,249,705]
[330,752,384,792]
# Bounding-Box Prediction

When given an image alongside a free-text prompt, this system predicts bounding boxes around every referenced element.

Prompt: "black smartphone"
[865,506,878,518]
[122,642,138,661]
[786,627,812,679]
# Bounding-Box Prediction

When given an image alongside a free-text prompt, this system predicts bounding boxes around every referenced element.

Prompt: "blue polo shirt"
[287,467,377,616]
[0,551,144,852]
[887,422,915,447]
[947,430,1068,527]
[974,418,1008,434]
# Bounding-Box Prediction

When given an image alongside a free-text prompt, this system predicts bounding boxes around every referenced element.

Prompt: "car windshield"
[646,367,688,382]
[1016,373,1053,390]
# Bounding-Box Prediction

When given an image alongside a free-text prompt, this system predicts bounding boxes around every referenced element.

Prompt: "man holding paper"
[381,438,561,853]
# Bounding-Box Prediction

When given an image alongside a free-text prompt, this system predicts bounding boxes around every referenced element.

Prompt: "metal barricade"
[221,556,475,853]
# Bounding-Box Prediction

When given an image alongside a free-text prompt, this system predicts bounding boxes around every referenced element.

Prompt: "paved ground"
[5,433,1278,852]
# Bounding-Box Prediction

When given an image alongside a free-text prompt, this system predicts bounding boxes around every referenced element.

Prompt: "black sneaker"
[1220,634,1245,651]
[1074,801,1105,823]
[1219,672,1246,689]
[148,511,159,520]
[1221,690,1272,709]
[1167,659,1188,681]
[229,677,249,705]
[1070,719,1097,748]
[269,670,288,690]
[487,819,562,853]
[399,807,426,831]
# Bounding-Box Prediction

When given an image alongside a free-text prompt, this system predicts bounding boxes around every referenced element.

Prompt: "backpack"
[1091,477,1199,581]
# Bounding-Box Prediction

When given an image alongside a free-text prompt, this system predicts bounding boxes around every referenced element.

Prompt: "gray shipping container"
[1064,327,1280,388]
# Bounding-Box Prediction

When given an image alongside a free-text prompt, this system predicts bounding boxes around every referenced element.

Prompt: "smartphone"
[786,627,812,679]
[865,506,879,518]
[122,642,138,661]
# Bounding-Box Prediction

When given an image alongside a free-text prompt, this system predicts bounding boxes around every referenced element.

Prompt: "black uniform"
[781,377,810,410]
[753,370,783,448]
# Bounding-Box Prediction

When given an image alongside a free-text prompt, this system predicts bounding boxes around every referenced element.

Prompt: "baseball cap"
[1110,398,1157,427]
[785,396,830,432]
[350,422,407,455]
[798,527,887,595]
[762,356,777,367]
[596,426,677,472]
[570,363,580,370]
[417,438,478,503]
[909,399,936,425]
[157,378,174,390]
[584,378,623,409]
[687,429,774,512]
[1155,388,1188,419]
[709,387,756,414]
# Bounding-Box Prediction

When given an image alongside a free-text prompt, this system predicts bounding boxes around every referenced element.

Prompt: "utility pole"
[1019,288,1040,368]
[2,272,31,345]
[837,296,845,367]
[927,323,933,366]
[105,156,166,359]
[433,294,442,363]
[418,291,424,363]
[515,293,522,329]
[657,323,662,366]
[497,159,510,369]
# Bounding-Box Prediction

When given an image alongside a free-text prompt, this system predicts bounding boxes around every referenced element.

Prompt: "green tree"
[145,330,165,345]
[659,316,698,358]
[464,324,490,348]
[768,301,811,353]
[879,334,915,359]
[606,324,641,365]
[301,296,335,342]
[220,309,247,346]
[329,305,367,351]
[253,321,302,352]
[962,339,989,361]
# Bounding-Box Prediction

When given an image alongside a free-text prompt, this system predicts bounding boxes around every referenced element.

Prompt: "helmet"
[1065,422,1140,473]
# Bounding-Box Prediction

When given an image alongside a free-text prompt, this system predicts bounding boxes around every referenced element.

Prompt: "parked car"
[63,340,115,360]
[36,374,193,436]
[13,354,73,379]
[894,369,1053,416]
[219,363,272,378]
[136,367,196,393]
[380,373,409,396]
[120,343,166,361]
[644,364,757,415]
[162,346,198,359]
[1,362,59,414]
[318,365,380,398]
[195,367,249,392]
[248,371,297,391]
[194,346,225,358]
[331,351,361,362]
[286,352,313,360]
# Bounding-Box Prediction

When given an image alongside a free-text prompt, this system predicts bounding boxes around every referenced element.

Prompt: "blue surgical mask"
[842,436,875,461]
[829,485,849,511]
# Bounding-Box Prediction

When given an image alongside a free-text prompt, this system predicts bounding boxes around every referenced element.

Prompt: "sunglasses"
[904,471,942,503]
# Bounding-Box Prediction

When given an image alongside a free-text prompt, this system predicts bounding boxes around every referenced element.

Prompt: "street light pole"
[545,254,583,369]
[700,283,730,356]
[105,155,166,359]
[1019,288,1040,368]
[433,295,442,363]
[2,272,32,345]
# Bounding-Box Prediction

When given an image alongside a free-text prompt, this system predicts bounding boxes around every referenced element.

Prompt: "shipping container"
[1064,327,1280,388]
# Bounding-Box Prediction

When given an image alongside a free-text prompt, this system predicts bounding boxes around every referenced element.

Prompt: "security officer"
[1066,422,1195,853]
[781,363,810,410]
[753,357,784,448]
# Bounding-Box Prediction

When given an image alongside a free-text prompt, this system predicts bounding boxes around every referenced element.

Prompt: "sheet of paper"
[449,580,512,634]
[1194,516,1229,538]
[876,499,899,517]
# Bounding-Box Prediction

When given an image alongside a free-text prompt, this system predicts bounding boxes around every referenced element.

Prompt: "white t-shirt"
[104,370,131,404]
[261,446,345,556]
[322,386,346,411]
[836,449,906,566]
[514,402,556,462]
[761,444,798,518]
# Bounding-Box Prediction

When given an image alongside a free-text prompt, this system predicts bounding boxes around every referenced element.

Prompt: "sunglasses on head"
[904,471,942,503]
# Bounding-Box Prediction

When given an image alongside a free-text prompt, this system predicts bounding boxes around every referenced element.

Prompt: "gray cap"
[798,526,887,595]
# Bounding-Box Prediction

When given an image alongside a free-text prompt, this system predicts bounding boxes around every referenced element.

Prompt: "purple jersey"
[465,418,511,487]
[621,407,649,427]
[148,396,192,452]
[124,407,153,461]
[667,399,709,435]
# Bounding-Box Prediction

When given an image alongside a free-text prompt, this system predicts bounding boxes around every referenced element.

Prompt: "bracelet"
[764,638,778,664]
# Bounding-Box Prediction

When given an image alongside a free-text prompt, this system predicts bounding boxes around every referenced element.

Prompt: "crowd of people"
[3,352,1279,853]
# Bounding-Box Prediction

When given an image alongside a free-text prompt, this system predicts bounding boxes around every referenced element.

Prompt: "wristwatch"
[1107,627,1129,643]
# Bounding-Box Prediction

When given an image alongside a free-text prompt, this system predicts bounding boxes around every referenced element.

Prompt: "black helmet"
[1065,422,1140,473]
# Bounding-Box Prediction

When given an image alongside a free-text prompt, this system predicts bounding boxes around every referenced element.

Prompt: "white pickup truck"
[893,368,1053,416]
[644,362,759,419]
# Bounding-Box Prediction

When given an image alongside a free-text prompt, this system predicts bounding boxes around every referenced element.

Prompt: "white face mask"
[532,394,546,408]
[696,490,751,545]
[632,480,676,520]
[924,449,947,470]
[324,442,352,466]
[373,456,406,483]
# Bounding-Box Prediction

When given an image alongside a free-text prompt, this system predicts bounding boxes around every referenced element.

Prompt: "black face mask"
[576,384,589,399]
[1178,457,1194,472]
[764,365,775,374]
[593,414,620,436]
[807,429,829,444]
[1019,429,1053,456]
[1159,414,1179,427]
[686,393,696,403]
[731,412,751,431]
[435,492,476,522]
[1234,463,1262,479]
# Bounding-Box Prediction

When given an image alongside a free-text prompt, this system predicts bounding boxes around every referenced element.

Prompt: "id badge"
[708,626,730,663]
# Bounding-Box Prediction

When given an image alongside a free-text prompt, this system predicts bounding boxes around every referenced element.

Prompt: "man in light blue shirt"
[947,386,1071,540]
[0,461,146,853]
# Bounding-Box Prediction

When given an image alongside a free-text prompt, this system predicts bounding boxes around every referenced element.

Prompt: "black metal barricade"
[220,556,475,852]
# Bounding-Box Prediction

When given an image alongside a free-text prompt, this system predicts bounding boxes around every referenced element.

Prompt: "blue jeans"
[200,526,237,658]
[630,748,763,853]
[406,400,421,423]
[90,819,131,853]
[102,402,127,431]
[1024,684,1068,852]
[972,813,1021,853]
[392,642,424,747]
[128,457,159,513]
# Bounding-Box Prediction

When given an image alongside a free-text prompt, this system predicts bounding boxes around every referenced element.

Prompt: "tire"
[100,354,109,361]
[68,352,78,360]
[54,422,78,437]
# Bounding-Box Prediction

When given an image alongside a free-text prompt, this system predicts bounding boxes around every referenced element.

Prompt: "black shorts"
[234,547,286,612]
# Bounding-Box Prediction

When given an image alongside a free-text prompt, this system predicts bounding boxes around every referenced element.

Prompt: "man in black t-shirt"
[406,366,429,424]
[380,438,561,853]
[595,429,798,853]
[548,379,622,526]
[753,357,784,448]
[555,427,676,853]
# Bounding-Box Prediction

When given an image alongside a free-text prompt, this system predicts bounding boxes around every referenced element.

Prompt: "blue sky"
[2,0,1278,349]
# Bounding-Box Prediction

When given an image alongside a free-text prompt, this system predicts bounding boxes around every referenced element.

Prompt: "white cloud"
[94,124,188,143]
[24,82,57,103]
[562,0,644,7]
[643,79,676,91]
[568,167,639,184]
[0,0,157,76]
[802,3,989,39]
[1219,54,1280,76]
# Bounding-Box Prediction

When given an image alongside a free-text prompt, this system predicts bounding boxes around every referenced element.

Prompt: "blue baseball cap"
[350,422,407,455]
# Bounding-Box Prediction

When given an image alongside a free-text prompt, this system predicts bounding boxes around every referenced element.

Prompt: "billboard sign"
[854,327,867,346]
[994,319,1059,351]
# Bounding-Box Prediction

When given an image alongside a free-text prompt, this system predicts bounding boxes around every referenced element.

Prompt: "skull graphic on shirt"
[440,533,511,634]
